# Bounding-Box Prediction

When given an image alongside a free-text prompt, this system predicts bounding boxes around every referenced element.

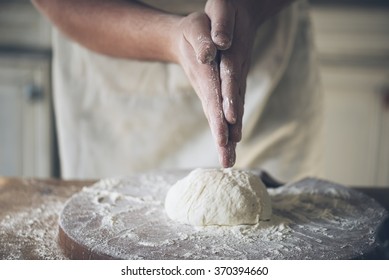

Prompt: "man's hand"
[202,0,294,167]
[205,0,264,167]
[174,12,236,167]
[173,0,266,167]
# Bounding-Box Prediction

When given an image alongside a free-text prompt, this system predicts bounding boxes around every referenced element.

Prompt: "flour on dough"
[164,168,272,226]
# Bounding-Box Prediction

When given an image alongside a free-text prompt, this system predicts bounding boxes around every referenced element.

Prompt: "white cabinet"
[320,63,389,186]
[311,6,389,186]
[0,54,53,177]
[0,1,53,177]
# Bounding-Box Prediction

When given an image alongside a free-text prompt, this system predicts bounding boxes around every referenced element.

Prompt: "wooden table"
[0,177,388,259]
[0,177,95,259]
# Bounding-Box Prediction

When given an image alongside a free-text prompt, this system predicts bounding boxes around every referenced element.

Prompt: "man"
[32,0,322,181]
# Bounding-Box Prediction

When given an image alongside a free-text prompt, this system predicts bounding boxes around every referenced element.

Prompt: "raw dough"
[164,168,272,226]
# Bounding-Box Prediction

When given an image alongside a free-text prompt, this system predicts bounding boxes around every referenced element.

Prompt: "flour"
[196,34,216,63]
[59,171,387,260]
[0,200,66,259]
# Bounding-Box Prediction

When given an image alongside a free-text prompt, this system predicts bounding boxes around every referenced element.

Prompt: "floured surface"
[59,170,387,260]
[1,200,66,259]
[0,178,92,259]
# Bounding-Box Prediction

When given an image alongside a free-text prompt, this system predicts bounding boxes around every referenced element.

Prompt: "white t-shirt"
[52,0,323,181]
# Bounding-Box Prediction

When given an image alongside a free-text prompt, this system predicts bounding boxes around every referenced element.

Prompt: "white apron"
[52,0,323,181]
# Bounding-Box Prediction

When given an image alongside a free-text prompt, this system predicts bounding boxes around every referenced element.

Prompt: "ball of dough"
[164,168,272,226]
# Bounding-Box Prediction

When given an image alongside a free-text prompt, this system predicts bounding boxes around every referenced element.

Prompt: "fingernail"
[223,98,237,124]
[219,144,236,168]
[213,32,231,50]
[228,143,236,167]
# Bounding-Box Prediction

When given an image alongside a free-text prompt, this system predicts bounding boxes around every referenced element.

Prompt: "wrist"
[128,12,182,63]
[155,14,183,64]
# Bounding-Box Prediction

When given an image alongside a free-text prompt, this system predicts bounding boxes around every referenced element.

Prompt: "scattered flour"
[59,171,387,260]
[0,200,66,259]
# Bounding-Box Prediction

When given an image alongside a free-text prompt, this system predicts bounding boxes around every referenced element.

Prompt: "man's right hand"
[173,12,237,167]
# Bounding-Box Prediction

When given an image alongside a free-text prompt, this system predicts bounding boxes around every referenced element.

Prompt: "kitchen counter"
[0,177,388,260]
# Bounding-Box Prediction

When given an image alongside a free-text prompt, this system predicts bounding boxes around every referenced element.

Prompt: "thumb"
[182,12,217,64]
[205,0,235,50]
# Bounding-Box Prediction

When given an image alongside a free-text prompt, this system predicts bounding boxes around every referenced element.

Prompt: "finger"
[226,52,249,143]
[205,0,235,50]
[198,61,229,147]
[228,99,243,143]
[182,12,217,64]
[220,54,240,125]
[228,67,247,143]
[217,141,236,168]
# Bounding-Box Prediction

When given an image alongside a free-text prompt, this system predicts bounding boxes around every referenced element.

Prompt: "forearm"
[31,0,180,62]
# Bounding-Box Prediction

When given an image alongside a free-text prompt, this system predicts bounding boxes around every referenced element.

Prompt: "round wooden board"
[58,170,387,259]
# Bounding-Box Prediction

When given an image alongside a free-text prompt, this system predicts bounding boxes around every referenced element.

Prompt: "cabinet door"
[0,70,23,175]
[0,55,52,177]
[321,64,389,186]
[311,6,389,186]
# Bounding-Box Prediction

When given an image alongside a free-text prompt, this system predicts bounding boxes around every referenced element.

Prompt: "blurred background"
[0,0,388,187]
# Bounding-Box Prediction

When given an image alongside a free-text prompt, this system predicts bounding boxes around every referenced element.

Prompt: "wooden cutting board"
[58,170,388,259]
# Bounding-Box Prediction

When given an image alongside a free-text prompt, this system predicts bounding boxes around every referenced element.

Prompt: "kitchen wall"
[310,2,389,186]
[0,0,388,186]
